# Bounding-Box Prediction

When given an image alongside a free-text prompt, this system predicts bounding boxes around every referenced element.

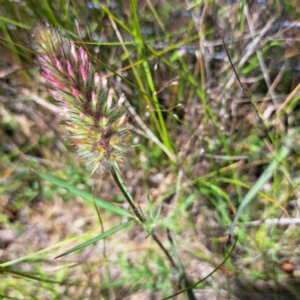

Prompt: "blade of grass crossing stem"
[36,172,133,218]
[229,139,292,235]
[55,221,134,258]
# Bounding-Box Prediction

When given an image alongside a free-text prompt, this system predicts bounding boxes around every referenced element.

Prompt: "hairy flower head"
[34,25,133,173]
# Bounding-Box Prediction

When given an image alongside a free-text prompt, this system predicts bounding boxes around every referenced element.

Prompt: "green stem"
[110,165,177,269]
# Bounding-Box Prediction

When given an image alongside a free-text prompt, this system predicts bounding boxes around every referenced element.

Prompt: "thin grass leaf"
[162,237,238,300]
[36,172,133,218]
[0,234,92,267]
[154,203,163,224]
[55,221,134,258]
[229,139,292,235]
[167,232,196,300]
[147,196,154,220]
[0,266,63,284]
[0,16,31,29]
[213,177,289,216]
[201,181,236,215]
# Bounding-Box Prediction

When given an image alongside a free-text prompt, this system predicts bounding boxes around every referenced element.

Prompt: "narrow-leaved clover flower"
[35,25,179,272]
[34,25,133,174]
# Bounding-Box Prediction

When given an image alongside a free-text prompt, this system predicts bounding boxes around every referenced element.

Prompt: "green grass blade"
[154,203,163,224]
[0,266,62,284]
[0,234,91,267]
[229,139,292,234]
[0,16,31,29]
[55,221,134,258]
[36,172,133,218]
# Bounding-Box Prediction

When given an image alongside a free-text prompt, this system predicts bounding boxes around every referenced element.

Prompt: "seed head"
[34,25,133,173]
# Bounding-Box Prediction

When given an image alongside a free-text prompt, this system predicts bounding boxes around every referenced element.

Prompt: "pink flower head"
[34,25,133,173]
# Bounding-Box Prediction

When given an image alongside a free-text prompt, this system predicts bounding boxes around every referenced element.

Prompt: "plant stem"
[110,165,177,269]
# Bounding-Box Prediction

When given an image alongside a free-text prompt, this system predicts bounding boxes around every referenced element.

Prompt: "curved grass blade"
[213,177,289,216]
[37,172,133,218]
[229,139,292,235]
[0,266,62,284]
[162,237,237,300]
[55,220,134,259]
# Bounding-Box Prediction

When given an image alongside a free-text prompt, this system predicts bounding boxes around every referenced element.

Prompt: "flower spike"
[34,25,133,173]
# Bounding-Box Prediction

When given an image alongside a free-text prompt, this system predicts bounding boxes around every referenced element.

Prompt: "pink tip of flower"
[52,76,65,90]
[66,60,75,79]
[79,46,88,65]
[41,65,51,75]
[118,93,125,106]
[102,77,108,88]
[71,87,80,97]
[42,72,64,90]
[107,88,113,109]
[79,113,86,120]
[38,55,50,64]
[48,89,59,100]
[80,65,88,83]
[92,91,97,104]
[116,114,126,127]
[94,72,100,85]
[61,99,70,107]
[70,41,78,63]
[55,58,63,72]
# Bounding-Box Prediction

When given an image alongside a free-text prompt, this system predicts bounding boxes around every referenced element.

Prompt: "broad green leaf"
[55,221,134,258]
[37,172,133,218]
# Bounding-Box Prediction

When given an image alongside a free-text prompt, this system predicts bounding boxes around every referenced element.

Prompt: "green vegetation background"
[1,0,300,299]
